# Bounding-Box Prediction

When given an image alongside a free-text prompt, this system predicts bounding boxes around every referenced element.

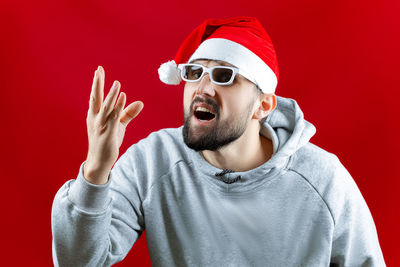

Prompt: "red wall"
[1,0,398,266]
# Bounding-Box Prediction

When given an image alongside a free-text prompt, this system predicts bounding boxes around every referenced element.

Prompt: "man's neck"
[200,120,273,172]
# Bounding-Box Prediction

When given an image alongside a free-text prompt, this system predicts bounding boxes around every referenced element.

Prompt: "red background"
[1,0,398,266]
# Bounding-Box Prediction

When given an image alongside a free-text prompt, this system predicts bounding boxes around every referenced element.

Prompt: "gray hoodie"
[51,95,385,266]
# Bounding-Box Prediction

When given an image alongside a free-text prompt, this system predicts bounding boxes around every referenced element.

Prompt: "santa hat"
[158,16,279,94]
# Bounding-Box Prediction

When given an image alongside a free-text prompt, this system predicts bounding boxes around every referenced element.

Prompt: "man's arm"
[51,66,144,266]
[51,155,145,266]
[329,157,386,266]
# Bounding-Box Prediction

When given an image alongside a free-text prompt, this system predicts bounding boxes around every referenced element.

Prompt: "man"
[51,16,386,266]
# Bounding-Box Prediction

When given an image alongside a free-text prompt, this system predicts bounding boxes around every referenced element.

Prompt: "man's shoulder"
[288,142,364,223]
[288,141,352,188]
[123,126,190,172]
[287,142,339,196]
[127,126,186,156]
[289,142,340,177]
[113,126,190,189]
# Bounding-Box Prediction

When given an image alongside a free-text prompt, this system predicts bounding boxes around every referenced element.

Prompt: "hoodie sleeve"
[51,149,145,267]
[329,157,386,267]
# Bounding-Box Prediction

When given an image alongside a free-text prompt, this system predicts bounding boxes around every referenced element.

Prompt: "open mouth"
[194,106,216,121]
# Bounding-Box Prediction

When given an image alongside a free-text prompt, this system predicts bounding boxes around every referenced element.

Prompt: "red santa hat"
[158,16,279,94]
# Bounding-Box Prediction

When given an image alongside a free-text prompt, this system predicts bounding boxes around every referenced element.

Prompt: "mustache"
[190,96,220,116]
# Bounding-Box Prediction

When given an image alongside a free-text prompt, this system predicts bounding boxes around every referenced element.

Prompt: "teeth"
[196,107,213,114]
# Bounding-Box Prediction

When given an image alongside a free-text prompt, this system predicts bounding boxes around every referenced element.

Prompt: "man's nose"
[196,73,215,97]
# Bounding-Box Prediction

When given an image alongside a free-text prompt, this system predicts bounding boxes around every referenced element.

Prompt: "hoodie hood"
[262,95,316,162]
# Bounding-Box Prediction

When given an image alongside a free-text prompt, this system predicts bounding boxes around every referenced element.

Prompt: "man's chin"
[183,128,206,145]
[183,125,212,151]
[184,141,206,152]
[183,127,230,152]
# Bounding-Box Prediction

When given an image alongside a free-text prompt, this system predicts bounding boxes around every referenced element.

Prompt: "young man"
[51,17,386,266]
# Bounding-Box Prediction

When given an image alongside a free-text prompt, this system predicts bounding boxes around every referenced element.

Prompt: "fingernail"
[97,66,101,71]
[113,81,119,88]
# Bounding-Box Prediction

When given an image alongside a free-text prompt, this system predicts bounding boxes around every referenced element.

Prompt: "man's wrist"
[83,161,110,185]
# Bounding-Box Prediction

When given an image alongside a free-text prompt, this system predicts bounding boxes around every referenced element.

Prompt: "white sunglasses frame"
[178,63,240,86]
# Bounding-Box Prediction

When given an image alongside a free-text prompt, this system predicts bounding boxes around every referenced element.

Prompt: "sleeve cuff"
[68,161,112,213]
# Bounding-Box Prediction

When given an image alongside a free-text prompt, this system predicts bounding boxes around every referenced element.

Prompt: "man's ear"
[252,93,277,120]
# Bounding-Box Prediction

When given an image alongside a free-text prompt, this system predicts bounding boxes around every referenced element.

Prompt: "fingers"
[100,80,121,124]
[113,91,126,120]
[98,66,105,99]
[89,66,104,114]
[115,92,126,113]
[88,65,142,128]
[120,101,144,127]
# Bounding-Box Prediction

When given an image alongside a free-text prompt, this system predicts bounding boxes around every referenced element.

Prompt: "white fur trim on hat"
[158,60,181,85]
[188,38,277,94]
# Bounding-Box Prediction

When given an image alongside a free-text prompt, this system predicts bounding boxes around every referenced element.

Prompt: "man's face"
[182,59,259,151]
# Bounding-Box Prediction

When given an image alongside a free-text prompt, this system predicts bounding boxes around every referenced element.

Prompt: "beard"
[182,96,254,151]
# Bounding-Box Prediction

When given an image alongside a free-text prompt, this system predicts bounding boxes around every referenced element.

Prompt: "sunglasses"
[178,63,240,86]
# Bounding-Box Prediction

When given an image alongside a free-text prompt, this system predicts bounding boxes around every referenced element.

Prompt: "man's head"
[182,59,276,151]
[158,16,279,151]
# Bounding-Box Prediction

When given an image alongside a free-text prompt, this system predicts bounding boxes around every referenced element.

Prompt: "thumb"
[120,101,144,127]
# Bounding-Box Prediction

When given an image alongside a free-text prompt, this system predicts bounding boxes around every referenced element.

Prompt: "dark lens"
[184,65,203,80]
[212,68,233,83]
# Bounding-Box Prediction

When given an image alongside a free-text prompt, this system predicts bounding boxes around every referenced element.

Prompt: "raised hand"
[83,66,144,185]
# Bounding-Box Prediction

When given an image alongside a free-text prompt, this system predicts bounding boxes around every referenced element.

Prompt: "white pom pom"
[158,60,181,85]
